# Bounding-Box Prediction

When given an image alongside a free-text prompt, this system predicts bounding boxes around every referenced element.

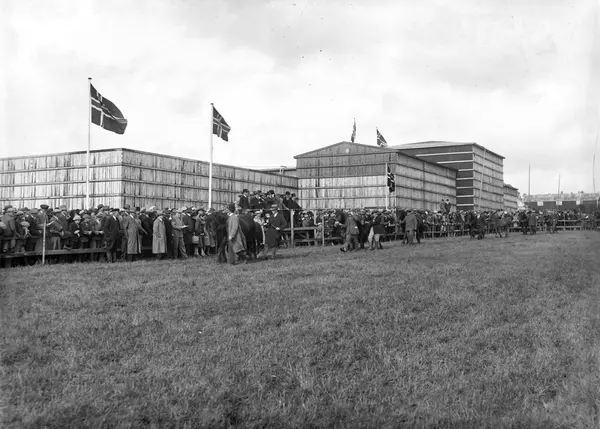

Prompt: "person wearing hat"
[170,208,188,260]
[226,202,248,265]
[180,207,195,257]
[367,210,386,250]
[405,209,418,245]
[67,214,83,250]
[339,209,361,253]
[262,203,287,260]
[237,189,251,214]
[100,207,122,262]
[120,207,146,262]
[152,209,168,259]
[194,208,208,257]
[138,208,154,251]
[1,207,18,253]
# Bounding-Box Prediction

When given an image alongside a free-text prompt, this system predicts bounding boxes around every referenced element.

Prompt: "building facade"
[0,148,297,210]
[503,184,519,211]
[295,142,456,210]
[392,141,505,211]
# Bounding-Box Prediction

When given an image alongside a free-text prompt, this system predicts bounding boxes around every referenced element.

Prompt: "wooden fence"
[1,218,597,268]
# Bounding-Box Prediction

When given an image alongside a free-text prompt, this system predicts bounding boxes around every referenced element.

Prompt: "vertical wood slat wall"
[0,148,297,210]
[295,142,457,210]
[398,143,506,211]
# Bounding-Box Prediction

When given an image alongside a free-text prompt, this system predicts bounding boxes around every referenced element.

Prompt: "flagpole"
[208,103,214,210]
[557,174,561,200]
[528,164,531,204]
[86,77,92,209]
[385,163,389,211]
[479,147,487,211]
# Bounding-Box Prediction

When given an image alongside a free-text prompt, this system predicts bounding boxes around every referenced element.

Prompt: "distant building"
[295,141,456,210]
[503,184,519,210]
[391,141,505,211]
[0,148,297,209]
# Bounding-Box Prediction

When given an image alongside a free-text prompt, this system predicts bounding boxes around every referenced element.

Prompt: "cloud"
[2,0,599,195]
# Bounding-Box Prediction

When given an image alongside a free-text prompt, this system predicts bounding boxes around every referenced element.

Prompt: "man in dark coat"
[182,207,195,256]
[164,209,174,259]
[369,210,386,250]
[263,204,288,260]
[238,189,251,213]
[101,208,122,262]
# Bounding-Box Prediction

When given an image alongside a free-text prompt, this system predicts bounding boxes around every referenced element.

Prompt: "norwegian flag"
[351,118,356,143]
[377,128,388,147]
[213,106,231,142]
[387,164,395,193]
[90,84,127,134]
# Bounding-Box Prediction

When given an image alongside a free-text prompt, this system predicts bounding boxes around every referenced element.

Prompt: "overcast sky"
[2,0,600,195]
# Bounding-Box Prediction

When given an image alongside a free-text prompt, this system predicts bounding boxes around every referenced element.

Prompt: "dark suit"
[101,215,122,261]
[182,213,195,256]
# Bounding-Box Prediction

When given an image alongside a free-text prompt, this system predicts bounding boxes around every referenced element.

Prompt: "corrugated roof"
[391,141,505,160]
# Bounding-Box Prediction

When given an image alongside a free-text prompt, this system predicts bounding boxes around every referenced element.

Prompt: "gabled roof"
[294,141,397,159]
[391,141,505,160]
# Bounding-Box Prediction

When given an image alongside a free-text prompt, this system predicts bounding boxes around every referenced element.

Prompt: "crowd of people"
[1,189,599,265]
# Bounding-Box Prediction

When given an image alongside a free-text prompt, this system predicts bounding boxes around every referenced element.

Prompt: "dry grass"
[2,232,600,428]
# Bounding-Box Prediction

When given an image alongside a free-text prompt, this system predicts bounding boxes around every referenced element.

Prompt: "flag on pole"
[213,106,231,141]
[350,118,356,143]
[90,84,127,134]
[387,164,395,193]
[377,128,388,147]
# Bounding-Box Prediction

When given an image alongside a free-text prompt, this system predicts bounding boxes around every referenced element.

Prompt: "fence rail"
[1,218,598,267]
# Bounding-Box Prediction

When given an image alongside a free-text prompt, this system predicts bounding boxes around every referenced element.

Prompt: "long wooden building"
[392,141,506,211]
[0,148,297,210]
[294,142,457,211]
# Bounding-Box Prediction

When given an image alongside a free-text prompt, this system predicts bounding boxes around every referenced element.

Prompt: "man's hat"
[242,189,249,193]
[40,204,49,210]
[123,204,131,210]
[270,204,279,210]
[227,203,236,212]
[3,205,12,211]
[110,207,119,213]
[30,208,39,214]
[73,215,81,221]
[59,205,67,211]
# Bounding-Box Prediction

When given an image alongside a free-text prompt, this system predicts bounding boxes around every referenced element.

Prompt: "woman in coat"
[152,211,167,259]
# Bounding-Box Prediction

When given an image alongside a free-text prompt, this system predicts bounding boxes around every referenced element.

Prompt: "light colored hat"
[73,215,81,221]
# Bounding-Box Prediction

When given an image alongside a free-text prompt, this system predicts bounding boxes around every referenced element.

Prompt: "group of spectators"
[1,192,599,262]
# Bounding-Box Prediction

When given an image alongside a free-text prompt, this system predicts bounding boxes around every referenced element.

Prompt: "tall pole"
[385,163,389,211]
[208,103,214,210]
[594,124,599,195]
[557,174,561,200]
[479,147,487,210]
[528,164,531,203]
[86,77,92,209]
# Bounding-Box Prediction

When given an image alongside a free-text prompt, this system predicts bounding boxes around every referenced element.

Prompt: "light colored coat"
[123,215,145,254]
[227,213,247,254]
[152,217,166,254]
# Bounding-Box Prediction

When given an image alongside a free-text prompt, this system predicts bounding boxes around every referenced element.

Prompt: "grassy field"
[2,231,600,428]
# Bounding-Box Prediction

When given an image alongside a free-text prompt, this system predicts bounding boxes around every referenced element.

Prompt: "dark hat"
[110,207,119,213]
[123,204,131,210]
[97,204,104,209]
[242,189,249,193]
[285,191,291,195]
[3,205,12,211]
[40,204,49,210]
[227,203,236,212]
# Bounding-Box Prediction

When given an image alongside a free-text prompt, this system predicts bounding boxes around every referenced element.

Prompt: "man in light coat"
[226,203,248,264]
[171,209,188,260]
[405,209,418,245]
[152,210,167,259]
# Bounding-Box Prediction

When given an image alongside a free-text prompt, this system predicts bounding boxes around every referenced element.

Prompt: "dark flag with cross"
[90,84,127,134]
[387,163,395,193]
[212,106,231,141]
[377,128,388,148]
